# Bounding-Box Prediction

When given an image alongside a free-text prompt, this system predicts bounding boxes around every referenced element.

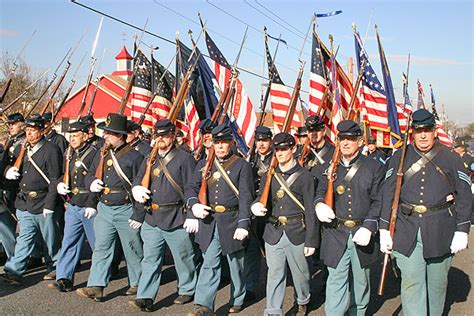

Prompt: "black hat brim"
[97,122,128,135]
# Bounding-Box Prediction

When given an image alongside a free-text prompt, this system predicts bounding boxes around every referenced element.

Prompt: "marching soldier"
[294,126,308,158]
[453,137,474,183]
[127,120,151,157]
[187,124,254,315]
[315,120,384,315]
[129,119,197,312]
[0,114,62,284]
[76,113,144,301]
[78,114,105,149]
[1,113,25,259]
[379,109,472,316]
[251,132,318,316]
[176,130,191,153]
[43,112,69,156]
[364,136,390,165]
[47,122,99,292]
[244,125,273,301]
[194,119,215,161]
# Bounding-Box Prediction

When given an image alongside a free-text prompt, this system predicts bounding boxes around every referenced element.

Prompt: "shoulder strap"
[403,144,442,184]
[336,158,363,195]
[274,171,305,211]
[156,148,185,201]
[213,156,240,198]
[26,149,50,185]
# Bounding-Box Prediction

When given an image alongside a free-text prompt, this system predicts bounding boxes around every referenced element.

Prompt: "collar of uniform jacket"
[217,152,233,163]
[112,142,128,153]
[28,138,47,155]
[75,142,90,155]
[158,145,175,159]
[339,151,362,167]
[276,161,299,175]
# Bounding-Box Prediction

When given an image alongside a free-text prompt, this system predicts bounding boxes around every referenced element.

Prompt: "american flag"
[265,33,301,132]
[130,49,153,128]
[150,55,173,122]
[329,44,343,142]
[430,85,452,146]
[204,30,257,147]
[355,31,401,148]
[311,32,355,142]
[183,95,201,150]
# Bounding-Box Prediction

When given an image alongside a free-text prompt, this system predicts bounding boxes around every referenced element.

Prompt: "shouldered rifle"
[63,145,74,186]
[40,60,72,117]
[259,61,305,207]
[0,30,36,104]
[86,48,107,116]
[24,48,71,118]
[94,143,111,181]
[377,111,412,296]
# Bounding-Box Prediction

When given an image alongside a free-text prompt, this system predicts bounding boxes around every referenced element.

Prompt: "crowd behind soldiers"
[0,108,472,316]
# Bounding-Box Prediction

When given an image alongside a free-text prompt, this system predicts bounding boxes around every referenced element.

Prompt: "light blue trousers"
[394,229,452,316]
[137,222,197,300]
[87,202,143,287]
[0,211,17,258]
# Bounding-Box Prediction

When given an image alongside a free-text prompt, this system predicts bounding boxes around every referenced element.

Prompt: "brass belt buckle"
[413,205,427,213]
[28,191,38,198]
[214,205,226,213]
[103,187,111,195]
[344,219,356,228]
[278,216,288,226]
[151,203,160,210]
[72,187,80,195]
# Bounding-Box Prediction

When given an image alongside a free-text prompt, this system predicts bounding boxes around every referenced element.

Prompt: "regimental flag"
[312,32,355,143]
[264,32,301,132]
[354,31,392,147]
[130,49,153,128]
[204,29,257,147]
[376,26,402,147]
[417,79,426,110]
[308,30,327,115]
[429,85,452,147]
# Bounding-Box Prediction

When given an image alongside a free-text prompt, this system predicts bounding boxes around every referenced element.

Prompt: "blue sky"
[1,0,472,125]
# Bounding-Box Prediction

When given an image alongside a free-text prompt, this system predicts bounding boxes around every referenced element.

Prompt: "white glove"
[132,185,151,203]
[42,208,54,217]
[183,218,199,233]
[128,219,142,230]
[90,179,104,193]
[5,167,20,180]
[315,202,335,223]
[233,228,249,240]
[352,227,372,246]
[57,182,70,195]
[192,203,211,219]
[251,202,267,217]
[84,207,97,219]
[450,231,468,254]
[304,247,315,257]
[379,229,393,254]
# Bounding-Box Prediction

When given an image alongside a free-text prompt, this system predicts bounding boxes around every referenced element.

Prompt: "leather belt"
[20,189,47,198]
[71,187,89,195]
[211,205,239,213]
[150,201,182,211]
[400,200,454,215]
[336,218,363,228]
[102,187,126,195]
[269,213,304,227]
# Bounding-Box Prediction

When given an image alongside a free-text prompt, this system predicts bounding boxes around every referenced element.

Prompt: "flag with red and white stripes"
[265,35,301,132]
[183,96,201,150]
[308,31,327,115]
[204,30,257,146]
[417,79,426,110]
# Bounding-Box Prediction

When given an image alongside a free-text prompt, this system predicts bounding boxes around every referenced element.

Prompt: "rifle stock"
[13,143,27,170]
[378,112,411,296]
[94,144,110,180]
[63,146,73,186]
[259,62,305,207]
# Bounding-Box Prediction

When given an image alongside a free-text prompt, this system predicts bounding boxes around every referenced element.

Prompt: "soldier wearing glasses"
[379,109,472,316]
[315,120,384,315]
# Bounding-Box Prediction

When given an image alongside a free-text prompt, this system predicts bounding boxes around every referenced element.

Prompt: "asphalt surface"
[0,233,473,315]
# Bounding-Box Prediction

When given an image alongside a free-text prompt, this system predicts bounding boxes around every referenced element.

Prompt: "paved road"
[1,233,472,315]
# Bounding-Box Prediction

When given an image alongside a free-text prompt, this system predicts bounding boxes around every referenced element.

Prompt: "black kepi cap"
[337,120,362,138]
[411,109,436,129]
[305,115,324,131]
[78,114,97,126]
[154,119,176,136]
[255,126,272,140]
[126,120,141,133]
[295,126,308,137]
[67,122,88,133]
[42,112,53,122]
[212,124,233,141]
[199,119,216,133]
[6,112,25,124]
[25,113,45,129]
[272,132,295,149]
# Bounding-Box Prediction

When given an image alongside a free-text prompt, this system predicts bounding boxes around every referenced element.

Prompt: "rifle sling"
[274,171,305,212]
[403,143,441,185]
[109,145,133,200]
[155,148,185,202]
[336,158,363,195]
[210,156,239,198]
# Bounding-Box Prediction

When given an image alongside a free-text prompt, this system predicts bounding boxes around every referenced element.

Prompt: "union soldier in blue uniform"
[244,125,273,301]
[364,136,390,165]
[0,114,62,284]
[379,109,472,316]
[128,119,197,312]
[0,112,25,259]
[252,132,318,316]
[193,119,215,162]
[78,114,105,149]
[176,130,192,153]
[294,126,308,159]
[43,112,69,156]
[187,124,254,316]
[127,119,151,157]
[76,113,144,301]
[315,120,384,315]
[47,122,100,292]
